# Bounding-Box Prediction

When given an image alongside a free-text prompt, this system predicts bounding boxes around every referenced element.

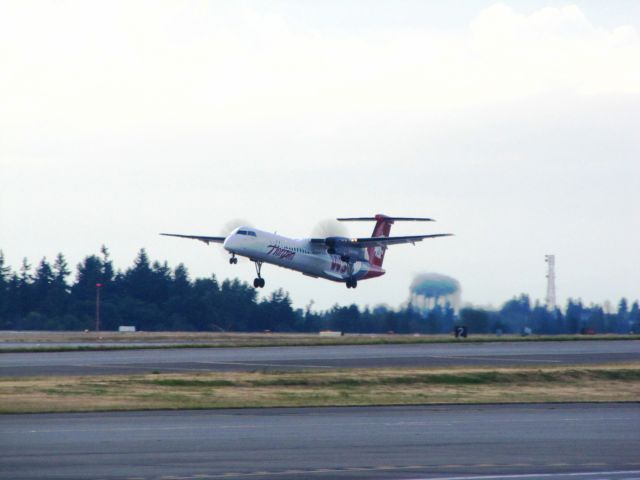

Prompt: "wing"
[309,233,453,247]
[337,216,435,222]
[160,233,226,245]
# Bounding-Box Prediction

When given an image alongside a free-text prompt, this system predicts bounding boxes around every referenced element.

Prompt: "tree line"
[0,248,638,334]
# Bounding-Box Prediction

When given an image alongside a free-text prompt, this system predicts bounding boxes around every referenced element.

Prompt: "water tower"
[409,273,461,313]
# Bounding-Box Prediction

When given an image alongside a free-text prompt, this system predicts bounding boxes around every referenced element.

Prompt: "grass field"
[2,364,639,413]
[1,331,638,353]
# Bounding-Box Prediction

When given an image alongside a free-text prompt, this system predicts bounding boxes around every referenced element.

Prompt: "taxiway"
[0,340,638,376]
[1,403,638,479]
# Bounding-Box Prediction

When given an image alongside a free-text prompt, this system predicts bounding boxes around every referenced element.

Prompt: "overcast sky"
[1,0,638,311]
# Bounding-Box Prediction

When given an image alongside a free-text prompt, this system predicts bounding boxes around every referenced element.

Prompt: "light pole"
[95,283,102,332]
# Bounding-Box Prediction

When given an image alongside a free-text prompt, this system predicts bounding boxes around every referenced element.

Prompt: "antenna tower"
[545,255,556,311]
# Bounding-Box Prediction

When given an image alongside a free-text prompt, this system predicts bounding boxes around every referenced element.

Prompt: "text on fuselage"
[267,244,295,260]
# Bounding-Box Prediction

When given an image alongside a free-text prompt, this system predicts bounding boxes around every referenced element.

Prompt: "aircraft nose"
[223,235,235,251]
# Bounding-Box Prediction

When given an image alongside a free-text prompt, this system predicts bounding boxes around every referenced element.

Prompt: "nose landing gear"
[229,253,238,265]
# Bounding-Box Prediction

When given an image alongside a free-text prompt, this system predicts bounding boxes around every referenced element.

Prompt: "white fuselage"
[223,227,383,282]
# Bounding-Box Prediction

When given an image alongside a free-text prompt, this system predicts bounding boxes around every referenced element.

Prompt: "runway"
[0,340,638,376]
[1,403,638,479]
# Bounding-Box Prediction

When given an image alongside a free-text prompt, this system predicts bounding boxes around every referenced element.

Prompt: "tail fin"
[337,214,434,267]
[368,214,393,267]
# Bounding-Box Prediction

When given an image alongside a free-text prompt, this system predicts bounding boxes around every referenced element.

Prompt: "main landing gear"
[253,261,265,288]
[229,254,238,265]
[345,260,357,289]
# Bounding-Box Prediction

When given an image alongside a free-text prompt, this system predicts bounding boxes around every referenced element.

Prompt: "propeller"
[220,218,253,237]
[310,219,349,239]
[219,218,252,259]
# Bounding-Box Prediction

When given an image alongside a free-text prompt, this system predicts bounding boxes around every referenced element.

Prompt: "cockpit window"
[247,231,257,237]
[237,230,247,235]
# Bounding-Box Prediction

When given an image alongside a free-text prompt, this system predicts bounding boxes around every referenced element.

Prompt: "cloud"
[1,1,639,147]
[468,4,640,97]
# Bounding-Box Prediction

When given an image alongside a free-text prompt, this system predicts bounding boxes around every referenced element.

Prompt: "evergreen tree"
[587,305,605,333]
[441,303,456,334]
[164,264,193,330]
[187,276,223,331]
[19,258,32,283]
[460,307,490,334]
[499,294,531,333]
[53,253,71,286]
[218,278,256,331]
[565,298,583,333]
[426,304,443,334]
[17,258,33,319]
[173,264,191,295]
[100,246,114,284]
[33,258,54,313]
[258,289,298,332]
[629,301,640,333]
[327,304,361,333]
[5,273,20,325]
[300,300,321,332]
[0,251,11,325]
[48,253,72,318]
[73,255,105,301]
[615,298,629,333]
[531,303,554,334]
[69,254,107,329]
[122,249,155,303]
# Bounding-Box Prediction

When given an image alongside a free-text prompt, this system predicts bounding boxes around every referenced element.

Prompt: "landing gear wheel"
[253,262,265,288]
[229,255,238,265]
[346,279,357,289]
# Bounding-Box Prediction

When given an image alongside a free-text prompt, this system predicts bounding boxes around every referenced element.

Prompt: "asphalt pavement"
[1,403,638,480]
[0,340,638,376]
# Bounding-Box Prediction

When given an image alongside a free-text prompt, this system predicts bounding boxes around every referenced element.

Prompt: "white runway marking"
[69,361,334,371]
[193,361,334,369]
[424,355,561,363]
[408,470,640,480]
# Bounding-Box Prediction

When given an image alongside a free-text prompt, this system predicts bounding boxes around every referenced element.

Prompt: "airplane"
[161,214,452,289]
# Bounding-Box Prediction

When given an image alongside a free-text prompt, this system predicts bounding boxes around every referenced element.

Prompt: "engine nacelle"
[324,237,367,263]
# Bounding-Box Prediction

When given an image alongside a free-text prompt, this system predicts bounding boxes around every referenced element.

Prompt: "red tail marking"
[368,214,393,267]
